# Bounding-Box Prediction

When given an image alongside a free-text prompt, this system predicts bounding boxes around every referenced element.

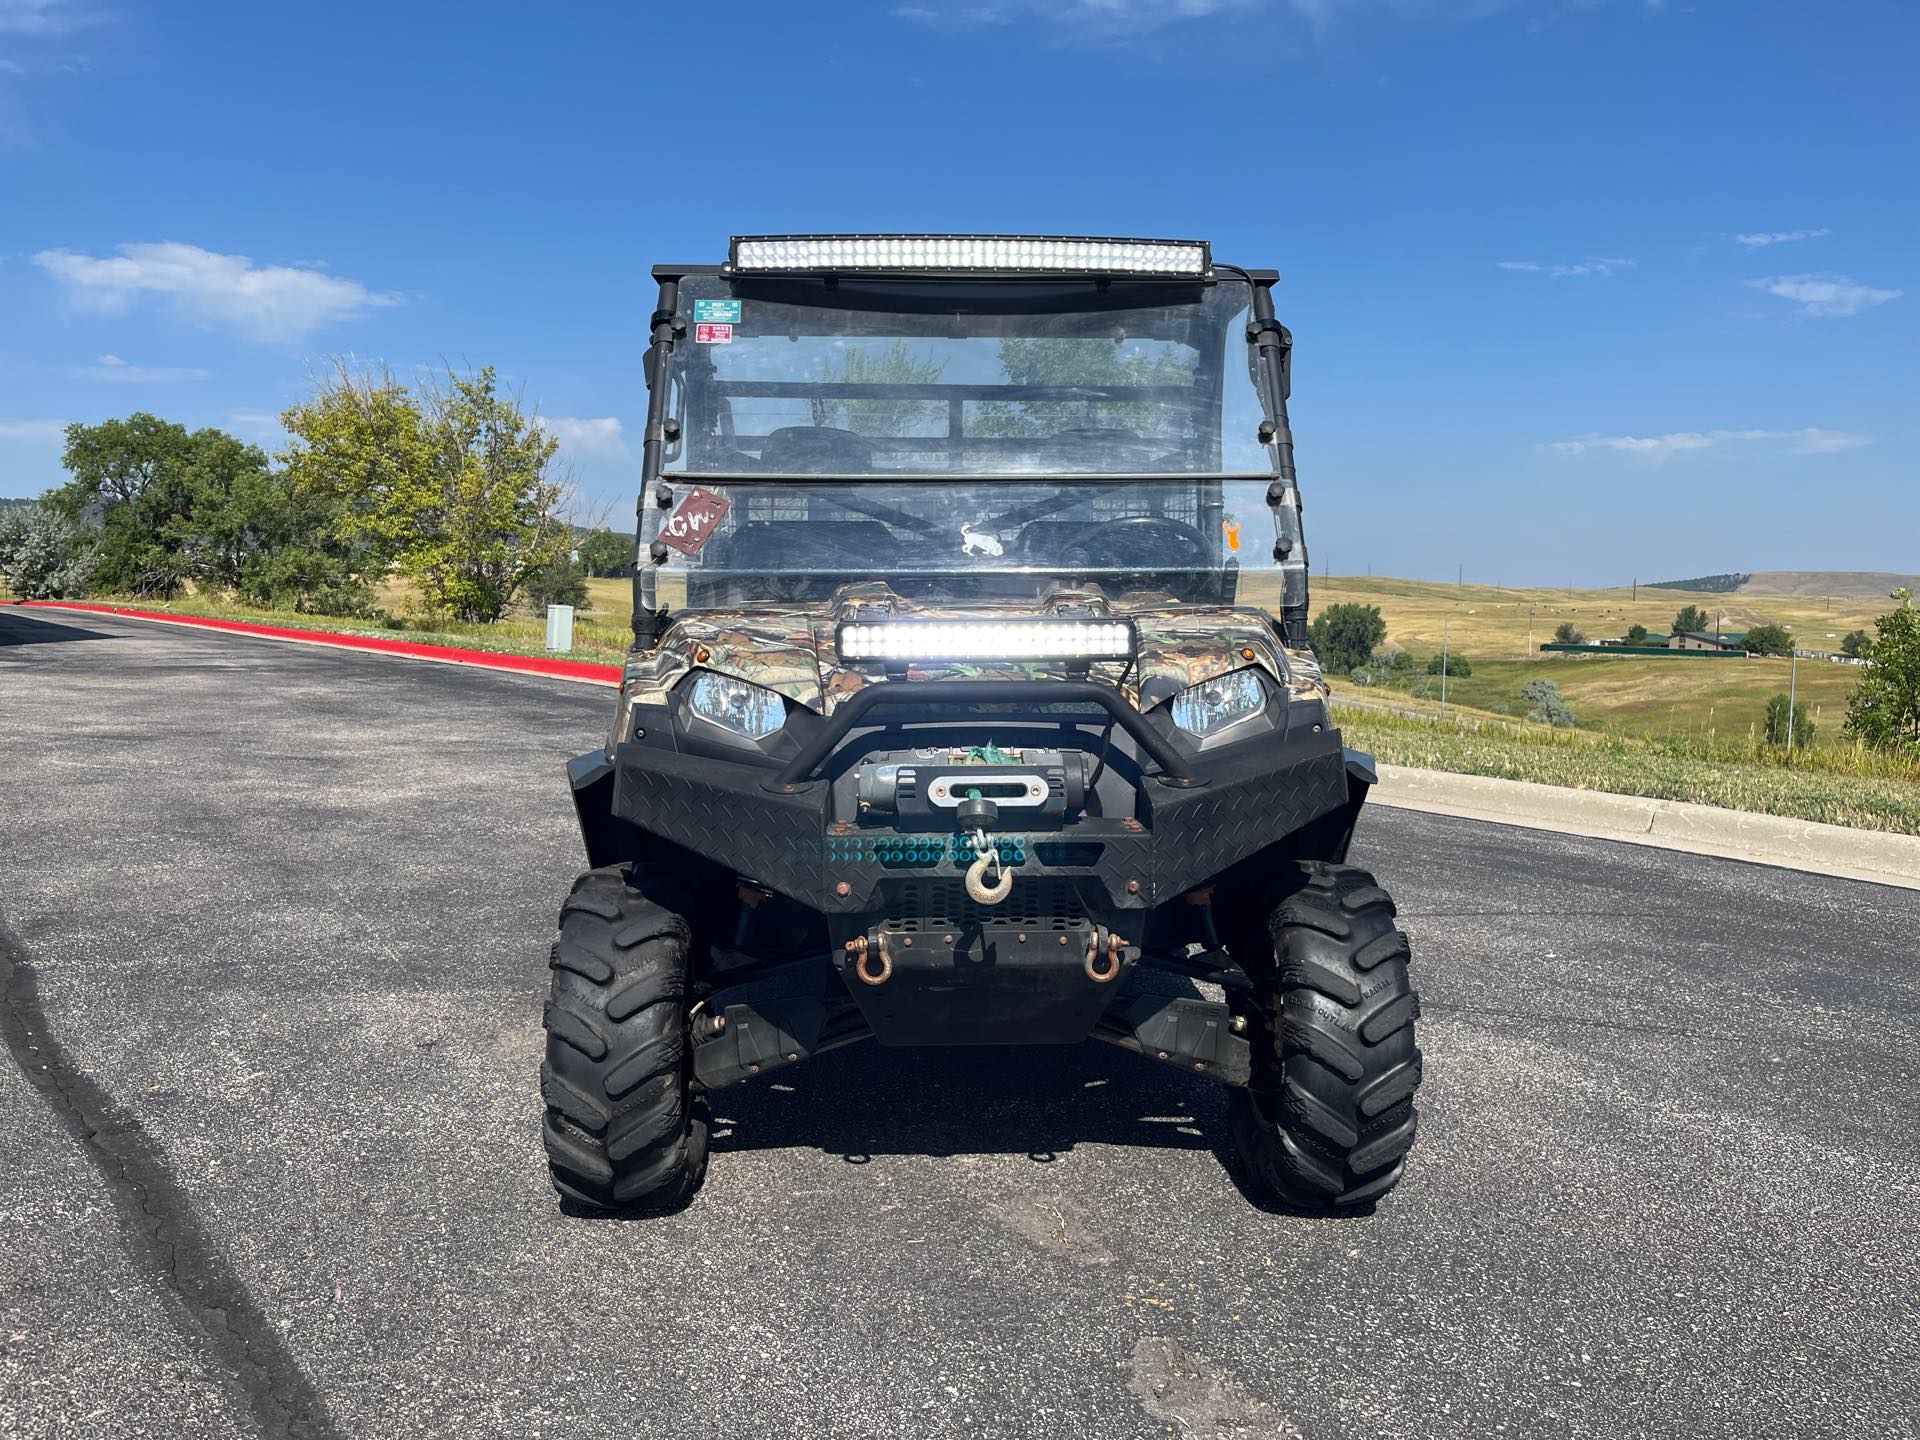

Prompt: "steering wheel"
[1061,515,1213,571]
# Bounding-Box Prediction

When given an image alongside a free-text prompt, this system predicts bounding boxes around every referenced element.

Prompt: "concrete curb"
[1369,763,1920,892]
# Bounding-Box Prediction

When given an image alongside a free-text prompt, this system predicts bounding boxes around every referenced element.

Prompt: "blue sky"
[1,0,1912,586]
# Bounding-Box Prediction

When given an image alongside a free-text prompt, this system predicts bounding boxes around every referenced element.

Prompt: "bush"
[1551,622,1586,645]
[1764,693,1814,748]
[1742,621,1794,657]
[1308,603,1388,676]
[1367,647,1418,676]
[523,558,589,611]
[0,503,95,599]
[1347,667,1377,688]
[1842,629,1871,659]
[1427,653,1472,677]
[1624,623,1649,645]
[1522,677,1575,728]
[238,546,378,617]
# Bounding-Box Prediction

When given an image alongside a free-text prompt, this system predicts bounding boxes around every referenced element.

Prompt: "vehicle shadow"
[0,610,116,647]
[709,1037,1237,1169]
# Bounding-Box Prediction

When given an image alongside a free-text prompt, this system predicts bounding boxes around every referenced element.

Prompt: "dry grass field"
[1305,575,1895,750]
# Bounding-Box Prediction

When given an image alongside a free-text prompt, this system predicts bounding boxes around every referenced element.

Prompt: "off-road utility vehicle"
[550,234,1420,1213]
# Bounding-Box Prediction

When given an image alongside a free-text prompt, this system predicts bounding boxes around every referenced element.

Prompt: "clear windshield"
[665,275,1270,477]
[646,274,1304,613]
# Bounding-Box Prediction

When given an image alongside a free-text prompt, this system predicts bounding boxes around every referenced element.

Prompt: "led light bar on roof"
[731,234,1210,277]
[838,619,1136,663]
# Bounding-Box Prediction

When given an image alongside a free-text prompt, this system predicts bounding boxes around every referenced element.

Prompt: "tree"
[52,413,196,596]
[1673,605,1710,635]
[1764,693,1813,748]
[1427,653,1471,677]
[1843,589,1920,754]
[283,365,574,622]
[578,528,633,578]
[1841,629,1871,659]
[52,414,287,598]
[1742,621,1793,657]
[1522,677,1575,727]
[1624,623,1649,645]
[1552,622,1586,645]
[0,503,95,599]
[1308,603,1387,675]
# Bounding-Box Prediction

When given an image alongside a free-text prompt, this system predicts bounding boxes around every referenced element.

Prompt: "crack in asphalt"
[0,920,344,1440]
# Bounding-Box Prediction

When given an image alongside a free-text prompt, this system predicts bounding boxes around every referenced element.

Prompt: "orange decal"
[1222,520,1242,552]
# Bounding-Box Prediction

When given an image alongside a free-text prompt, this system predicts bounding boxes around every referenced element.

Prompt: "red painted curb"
[17,600,623,685]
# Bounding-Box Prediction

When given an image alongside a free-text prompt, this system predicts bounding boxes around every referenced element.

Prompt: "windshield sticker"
[693,298,741,324]
[1222,519,1242,552]
[960,524,1004,557]
[658,486,732,556]
[693,322,733,345]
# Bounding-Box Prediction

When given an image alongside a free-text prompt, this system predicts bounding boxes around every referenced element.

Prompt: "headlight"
[1169,670,1266,738]
[688,673,786,741]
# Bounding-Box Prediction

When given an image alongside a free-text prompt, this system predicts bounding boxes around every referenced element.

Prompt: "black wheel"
[541,863,709,1214]
[1229,862,1422,1210]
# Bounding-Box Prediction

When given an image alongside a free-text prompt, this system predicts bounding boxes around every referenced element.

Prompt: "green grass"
[1335,701,1920,836]
[24,590,634,666]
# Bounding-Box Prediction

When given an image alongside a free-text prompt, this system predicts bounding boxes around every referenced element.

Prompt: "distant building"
[1668,630,1747,653]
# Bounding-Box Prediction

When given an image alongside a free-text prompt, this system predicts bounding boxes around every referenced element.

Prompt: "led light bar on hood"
[730,234,1210,277]
[837,619,1136,662]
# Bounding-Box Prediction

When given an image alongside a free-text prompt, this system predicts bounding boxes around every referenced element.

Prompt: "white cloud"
[79,354,213,384]
[33,242,402,342]
[1746,273,1902,319]
[1540,427,1871,460]
[1498,257,1634,278]
[0,418,68,442]
[0,0,103,36]
[538,415,629,460]
[1733,228,1829,249]
[894,0,1256,34]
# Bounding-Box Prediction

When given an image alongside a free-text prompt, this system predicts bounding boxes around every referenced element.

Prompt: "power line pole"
[1787,646,1799,753]
[1526,607,1534,660]
[1441,613,1452,711]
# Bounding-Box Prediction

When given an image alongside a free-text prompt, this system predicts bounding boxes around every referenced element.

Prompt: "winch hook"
[964,827,1013,906]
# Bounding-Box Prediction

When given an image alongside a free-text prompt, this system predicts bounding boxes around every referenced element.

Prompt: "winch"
[853,745,1088,832]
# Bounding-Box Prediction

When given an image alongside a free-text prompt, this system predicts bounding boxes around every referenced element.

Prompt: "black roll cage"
[630,259,1305,646]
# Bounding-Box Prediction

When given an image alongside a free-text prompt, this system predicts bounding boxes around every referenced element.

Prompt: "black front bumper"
[574,716,1360,915]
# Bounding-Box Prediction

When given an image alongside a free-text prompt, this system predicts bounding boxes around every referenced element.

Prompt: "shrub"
[1308,603,1388,675]
[0,503,95,599]
[1552,622,1586,645]
[1844,589,1920,754]
[1624,623,1649,645]
[1427,653,1472,677]
[523,558,589,611]
[238,546,378,617]
[1522,677,1575,727]
[1764,693,1814,748]
[1842,629,1871,659]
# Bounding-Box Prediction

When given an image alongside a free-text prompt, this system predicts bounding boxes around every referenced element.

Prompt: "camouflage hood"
[621,583,1328,715]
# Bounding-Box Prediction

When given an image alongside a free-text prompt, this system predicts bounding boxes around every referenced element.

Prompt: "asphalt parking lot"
[3,605,1917,1440]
